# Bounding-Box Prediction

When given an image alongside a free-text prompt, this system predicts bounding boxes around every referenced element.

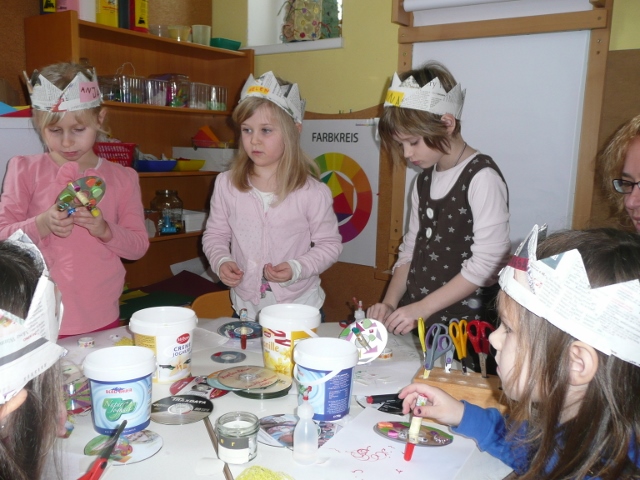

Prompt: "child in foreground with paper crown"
[202,72,342,320]
[0,231,67,480]
[0,62,149,336]
[399,225,640,479]
[368,61,510,336]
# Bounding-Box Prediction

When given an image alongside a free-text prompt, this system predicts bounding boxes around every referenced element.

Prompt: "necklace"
[453,142,467,168]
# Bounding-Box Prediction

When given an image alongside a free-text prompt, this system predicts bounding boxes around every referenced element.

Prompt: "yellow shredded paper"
[236,466,295,480]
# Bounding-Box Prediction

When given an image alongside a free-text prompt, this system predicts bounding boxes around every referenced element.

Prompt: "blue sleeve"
[452,401,530,474]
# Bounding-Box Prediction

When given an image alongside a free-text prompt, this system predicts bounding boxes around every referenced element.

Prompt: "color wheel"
[315,152,373,243]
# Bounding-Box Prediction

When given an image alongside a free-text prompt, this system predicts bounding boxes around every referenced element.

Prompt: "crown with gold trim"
[239,71,306,124]
[384,73,465,119]
[499,224,640,366]
[0,230,66,404]
[27,68,101,113]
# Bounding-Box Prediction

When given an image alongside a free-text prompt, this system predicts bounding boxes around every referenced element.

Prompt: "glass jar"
[150,190,183,235]
[215,411,259,464]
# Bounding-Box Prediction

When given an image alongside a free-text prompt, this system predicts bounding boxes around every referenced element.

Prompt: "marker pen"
[366,393,399,404]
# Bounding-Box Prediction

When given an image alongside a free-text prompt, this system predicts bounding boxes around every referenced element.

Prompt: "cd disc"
[217,321,262,340]
[151,395,213,425]
[217,365,279,390]
[211,351,247,364]
[206,371,242,391]
[234,372,292,400]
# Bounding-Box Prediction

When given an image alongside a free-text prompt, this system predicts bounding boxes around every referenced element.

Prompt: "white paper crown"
[384,73,465,119]
[0,230,66,404]
[499,224,640,367]
[28,68,101,112]
[240,71,306,124]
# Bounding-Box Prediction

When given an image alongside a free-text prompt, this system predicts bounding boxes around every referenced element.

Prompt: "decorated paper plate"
[339,319,388,364]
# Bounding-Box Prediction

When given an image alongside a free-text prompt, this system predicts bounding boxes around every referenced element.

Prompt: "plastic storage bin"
[94,142,136,167]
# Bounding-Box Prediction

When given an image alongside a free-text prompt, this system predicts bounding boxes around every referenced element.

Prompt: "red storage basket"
[94,142,136,167]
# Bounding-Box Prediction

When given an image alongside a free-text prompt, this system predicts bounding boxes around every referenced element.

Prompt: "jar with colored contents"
[150,190,183,235]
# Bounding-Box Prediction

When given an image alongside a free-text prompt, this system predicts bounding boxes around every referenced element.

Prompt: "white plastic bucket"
[129,306,198,383]
[83,346,155,435]
[259,304,320,376]
[293,338,358,421]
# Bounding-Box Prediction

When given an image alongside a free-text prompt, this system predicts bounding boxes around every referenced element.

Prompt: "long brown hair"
[0,242,63,480]
[499,228,640,479]
[229,97,319,203]
[378,61,462,167]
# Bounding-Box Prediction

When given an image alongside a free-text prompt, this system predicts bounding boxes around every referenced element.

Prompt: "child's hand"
[398,383,465,427]
[71,208,112,241]
[219,261,244,287]
[382,304,422,335]
[367,302,395,322]
[263,262,293,283]
[37,205,75,238]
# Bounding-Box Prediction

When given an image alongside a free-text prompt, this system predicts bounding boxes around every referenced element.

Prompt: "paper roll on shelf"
[403,0,517,11]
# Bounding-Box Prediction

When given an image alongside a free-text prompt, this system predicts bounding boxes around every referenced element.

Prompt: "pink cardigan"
[0,154,149,335]
[203,171,342,305]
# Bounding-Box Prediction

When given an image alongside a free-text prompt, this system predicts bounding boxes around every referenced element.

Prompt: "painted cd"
[217,321,262,340]
[373,421,453,447]
[84,429,162,465]
[216,365,279,390]
[170,375,230,400]
[211,351,247,364]
[151,395,213,425]
[234,372,292,400]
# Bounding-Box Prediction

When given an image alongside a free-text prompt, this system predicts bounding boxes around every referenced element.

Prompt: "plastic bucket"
[293,338,358,421]
[129,306,198,383]
[259,304,320,376]
[83,346,155,435]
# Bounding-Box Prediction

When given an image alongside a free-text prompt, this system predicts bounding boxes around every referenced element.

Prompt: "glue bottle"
[293,393,318,465]
[354,300,365,322]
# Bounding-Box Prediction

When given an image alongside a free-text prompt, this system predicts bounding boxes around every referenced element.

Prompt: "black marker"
[366,393,400,404]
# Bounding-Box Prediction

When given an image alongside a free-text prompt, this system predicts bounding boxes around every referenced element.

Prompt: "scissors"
[78,420,127,480]
[448,319,468,375]
[423,323,452,379]
[468,320,495,378]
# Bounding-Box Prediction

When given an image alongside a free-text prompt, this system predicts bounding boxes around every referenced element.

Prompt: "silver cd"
[151,395,213,425]
[211,351,247,364]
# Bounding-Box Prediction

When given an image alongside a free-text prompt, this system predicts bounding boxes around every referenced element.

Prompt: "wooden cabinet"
[24,10,253,288]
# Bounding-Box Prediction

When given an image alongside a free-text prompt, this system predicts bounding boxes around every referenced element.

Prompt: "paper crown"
[0,230,66,404]
[239,71,306,124]
[499,224,640,367]
[384,73,465,119]
[27,68,101,112]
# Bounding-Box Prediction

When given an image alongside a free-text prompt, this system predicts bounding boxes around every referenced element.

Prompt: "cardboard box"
[412,366,508,413]
[182,209,208,233]
[172,147,237,172]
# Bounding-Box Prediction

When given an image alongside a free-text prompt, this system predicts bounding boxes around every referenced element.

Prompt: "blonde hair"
[596,114,640,230]
[30,62,108,144]
[499,228,640,479]
[378,61,462,167]
[230,97,319,202]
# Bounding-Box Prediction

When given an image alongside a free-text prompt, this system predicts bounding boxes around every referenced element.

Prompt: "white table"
[58,318,512,479]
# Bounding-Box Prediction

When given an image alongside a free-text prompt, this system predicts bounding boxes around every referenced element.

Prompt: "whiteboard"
[408,31,590,246]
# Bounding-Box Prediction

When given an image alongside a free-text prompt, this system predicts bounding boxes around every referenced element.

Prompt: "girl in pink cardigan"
[0,62,148,335]
[203,72,342,321]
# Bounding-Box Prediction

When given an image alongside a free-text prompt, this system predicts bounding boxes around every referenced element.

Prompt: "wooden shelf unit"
[24,11,253,289]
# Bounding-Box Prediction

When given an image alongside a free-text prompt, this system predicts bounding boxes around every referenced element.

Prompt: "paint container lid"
[259,304,320,330]
[293,337,358,371]
[83,346,156,382]
[129,306,197,336]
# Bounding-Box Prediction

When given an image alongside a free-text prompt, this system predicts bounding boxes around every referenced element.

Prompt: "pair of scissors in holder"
[78,420,127,480]
[468,320,495,378]
[423,323,452,379]
[448,319,468,374]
